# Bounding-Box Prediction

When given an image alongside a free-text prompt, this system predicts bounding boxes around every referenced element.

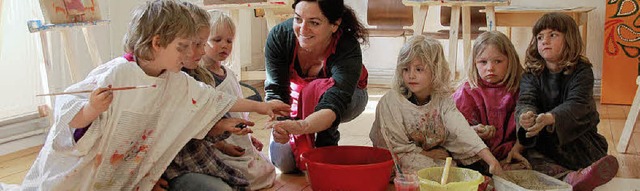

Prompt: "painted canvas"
[602,0,640,104]
[39,0,101,24]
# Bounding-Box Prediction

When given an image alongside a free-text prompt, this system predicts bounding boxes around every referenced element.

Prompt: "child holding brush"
[163,8,276,191]
[369,35,503,176]
[18,1,289,190]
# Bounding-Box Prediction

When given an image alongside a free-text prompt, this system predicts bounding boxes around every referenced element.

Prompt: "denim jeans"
[269,88,368,173]
[169,173,232,191]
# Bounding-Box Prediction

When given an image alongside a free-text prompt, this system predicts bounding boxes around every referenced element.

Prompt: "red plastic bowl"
[301,146,394,191]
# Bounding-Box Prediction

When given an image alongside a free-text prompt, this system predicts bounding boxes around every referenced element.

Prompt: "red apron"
[287,34,368,170]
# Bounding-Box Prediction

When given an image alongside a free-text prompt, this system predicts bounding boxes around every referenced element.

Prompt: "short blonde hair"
[466,31,523,92]
[524,12,590,75]
[209,10,236,42]
[393,35,452,98]
[123,0,197,61]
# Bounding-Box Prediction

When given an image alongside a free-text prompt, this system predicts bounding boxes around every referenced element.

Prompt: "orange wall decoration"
[602,0,640,105]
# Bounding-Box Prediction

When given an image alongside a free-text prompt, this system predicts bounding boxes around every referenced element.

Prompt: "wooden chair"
[425,6,486,39]
[366,0,413,37]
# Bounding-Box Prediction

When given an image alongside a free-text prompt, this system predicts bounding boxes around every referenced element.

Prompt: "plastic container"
[394,173,420,191]
[300,146,394,191]
[493,170,572,191]
[416,167,483,191]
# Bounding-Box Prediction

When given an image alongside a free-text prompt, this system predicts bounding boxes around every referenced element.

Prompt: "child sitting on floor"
[369,35,503,176]
[516,12,618,191]
[453,31,530,174]
[18,1,288,190]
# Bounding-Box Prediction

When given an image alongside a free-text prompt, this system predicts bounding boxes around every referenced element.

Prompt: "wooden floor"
[1,85,639,190]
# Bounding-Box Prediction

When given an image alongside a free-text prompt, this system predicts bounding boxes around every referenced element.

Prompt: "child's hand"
[473,124,496,140]
[151,177,169,191]
[220,143,245,157]
[209,118,255,137]
[489,161,504,176]
[250,136,264,151]
[519,111,536,128]
[256,100,291,120]
[525,113,555,138]
[87,87,113,116]
[420,147,450,160]
[502,143,531,170]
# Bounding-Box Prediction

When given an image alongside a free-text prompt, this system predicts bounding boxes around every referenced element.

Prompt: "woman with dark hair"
[264,0,369,173]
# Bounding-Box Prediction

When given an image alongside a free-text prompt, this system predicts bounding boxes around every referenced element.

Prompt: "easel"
[617,76,640,153]
[27,19,109,106]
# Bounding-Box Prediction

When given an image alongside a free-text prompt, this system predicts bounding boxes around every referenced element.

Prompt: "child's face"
[293,1,339,50]
[155,36,193,73]
[536,29,566,65]
[204,27,234,62]
[402,59,432,99]
[475,44,509,84]
[183,27,210,70]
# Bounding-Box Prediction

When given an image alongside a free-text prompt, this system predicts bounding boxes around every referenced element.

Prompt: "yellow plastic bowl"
[416,167,483,191]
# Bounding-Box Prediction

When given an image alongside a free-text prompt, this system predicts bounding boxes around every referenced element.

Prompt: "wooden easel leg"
[617,77,640,153]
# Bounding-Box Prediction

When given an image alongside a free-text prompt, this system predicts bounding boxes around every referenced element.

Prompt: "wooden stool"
[366,0,414,37]
[617,76,640,153]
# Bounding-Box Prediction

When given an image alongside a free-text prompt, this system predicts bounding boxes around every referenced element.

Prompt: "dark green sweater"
[515,62,607,169]
[264,18,364,123]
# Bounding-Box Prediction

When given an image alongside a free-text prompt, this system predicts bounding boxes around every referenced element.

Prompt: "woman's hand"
[420,147,450,160]
[473,124,496,140]
[518,111,536,129]
[271,124,290,144]
[271,120,309,135]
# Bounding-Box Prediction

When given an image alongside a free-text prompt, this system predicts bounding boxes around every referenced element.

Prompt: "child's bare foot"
[563,155,618,191]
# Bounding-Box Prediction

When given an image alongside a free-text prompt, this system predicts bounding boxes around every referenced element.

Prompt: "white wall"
[357,0,605,89]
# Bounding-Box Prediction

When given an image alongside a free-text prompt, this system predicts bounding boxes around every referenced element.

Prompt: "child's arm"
[69,87,113,128]
[229,99,290,119]
[477,148,504,175]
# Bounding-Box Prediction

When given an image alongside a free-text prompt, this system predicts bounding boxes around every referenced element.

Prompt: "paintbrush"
[36,85,157,96]
[380,127,404,176]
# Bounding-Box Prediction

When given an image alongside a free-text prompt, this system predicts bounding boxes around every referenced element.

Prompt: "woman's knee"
[268,139,298,173]
[341,88,368,123]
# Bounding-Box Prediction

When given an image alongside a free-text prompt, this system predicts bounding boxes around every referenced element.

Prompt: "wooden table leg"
[412,5,429,35]
[485,6,496,31]
[462,6,471,79]
[448,6,461,78]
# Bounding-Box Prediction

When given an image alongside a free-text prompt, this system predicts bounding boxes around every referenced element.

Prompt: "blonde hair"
[123,0,197,62]
[466,31,523,92]
[393,35,452,98]
[182,2,216,86]
[524,12,590,75]
[182,1,211,30]
[190,11,237,86]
